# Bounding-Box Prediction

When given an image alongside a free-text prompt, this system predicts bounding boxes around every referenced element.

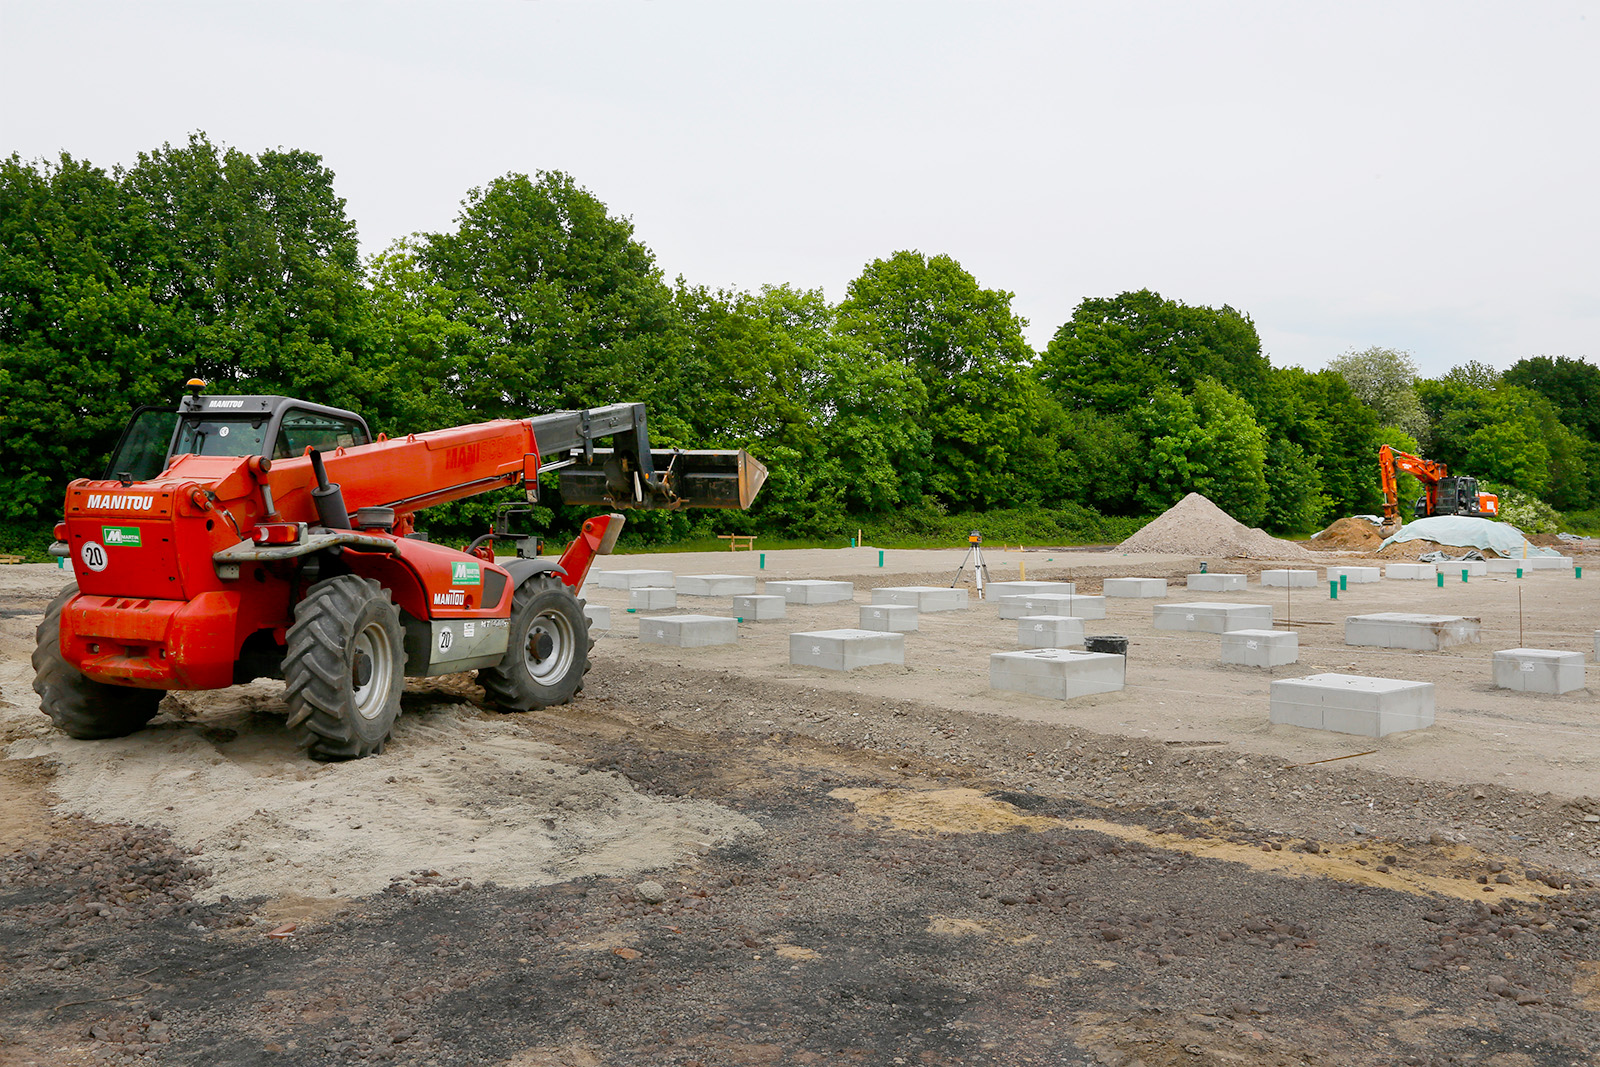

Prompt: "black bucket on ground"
[1085,635,1129,656]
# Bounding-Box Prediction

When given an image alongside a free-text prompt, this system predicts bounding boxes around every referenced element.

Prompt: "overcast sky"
[3,1,1596,377]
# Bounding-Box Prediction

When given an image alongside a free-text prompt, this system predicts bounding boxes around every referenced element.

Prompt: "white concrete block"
[678,574,758,596]
[1492,648,1587,694]
[996,594,1105,620]
[1385,563,1437,580]
[789,628,904,670]
[860,604,918,632]
[1152,602,1274,633]
[1260,569,1317,588]
[1485,558,1524,574]
[583,604,610,631]
[1436,560,1487,579]
[1344,612,1481,650]
[1220,628,1299,668]
[1187,573,1247,592]
[985,581,1076,599]
[639,614,738,648]
[1327,566,1381,584]
[732,594,786,621]
[1103,577,1167,598]
[1017,615,1086,649]
[1269,673,1435,737]
[872,586,968,612]
[764,579,855,604]
[1526,555,1574,570]
[594,569,675,590]
[629,586,677,610]
[990,648,1125,699]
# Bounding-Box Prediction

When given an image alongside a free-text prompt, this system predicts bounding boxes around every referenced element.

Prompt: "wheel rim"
[351,621,395,721]
[524,610,576,685]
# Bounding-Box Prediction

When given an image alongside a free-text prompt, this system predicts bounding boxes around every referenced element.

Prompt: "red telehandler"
[33,384,766,760]
[1377,444,1498,537]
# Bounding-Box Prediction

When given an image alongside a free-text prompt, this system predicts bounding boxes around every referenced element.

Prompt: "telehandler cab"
[34,384,765,759]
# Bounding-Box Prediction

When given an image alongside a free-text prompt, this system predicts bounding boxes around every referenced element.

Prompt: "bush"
[861,502,1148,548]
[1559,508,1600,536]
[1481,483,1561,535]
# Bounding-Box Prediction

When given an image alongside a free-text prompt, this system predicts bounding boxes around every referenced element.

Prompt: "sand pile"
[1307,516,1382,552]
[1118,492,1313,559]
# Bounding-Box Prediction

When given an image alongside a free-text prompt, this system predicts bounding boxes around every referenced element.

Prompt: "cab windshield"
[173,416,270,459]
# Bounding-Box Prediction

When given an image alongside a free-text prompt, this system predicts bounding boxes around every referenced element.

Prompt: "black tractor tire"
[285,575,406,761]
[31,583,165,740]
[479,574,592,712]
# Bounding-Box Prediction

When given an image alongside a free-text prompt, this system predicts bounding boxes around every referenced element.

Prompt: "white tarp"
[1379,515,1558,558]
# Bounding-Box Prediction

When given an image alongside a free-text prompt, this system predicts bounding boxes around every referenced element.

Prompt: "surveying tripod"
[951,529,991,598]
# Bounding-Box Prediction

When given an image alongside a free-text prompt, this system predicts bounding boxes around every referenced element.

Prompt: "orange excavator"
[1378,444,1498,537]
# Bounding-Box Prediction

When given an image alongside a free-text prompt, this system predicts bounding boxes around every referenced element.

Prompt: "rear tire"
[31,583,165,740]
[285,575,406,761]
[479,575,592,711]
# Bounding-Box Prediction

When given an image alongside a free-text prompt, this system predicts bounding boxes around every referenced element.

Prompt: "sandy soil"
[4,548,1600,1066]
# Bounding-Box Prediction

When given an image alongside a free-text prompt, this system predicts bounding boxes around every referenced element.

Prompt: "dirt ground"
[3,546,1600,1066]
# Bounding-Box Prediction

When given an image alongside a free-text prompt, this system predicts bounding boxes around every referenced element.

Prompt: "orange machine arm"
[1378,445,1450,533]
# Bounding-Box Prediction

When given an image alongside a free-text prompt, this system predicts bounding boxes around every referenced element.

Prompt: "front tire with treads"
[32,583,165,739]
[479,574,591,711]
[285,575,406,760]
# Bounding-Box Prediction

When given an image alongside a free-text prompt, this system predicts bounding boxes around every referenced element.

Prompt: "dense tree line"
[3,135,1597,550]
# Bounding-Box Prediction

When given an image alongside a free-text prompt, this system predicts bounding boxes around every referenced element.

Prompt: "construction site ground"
[3,545,1600,1067]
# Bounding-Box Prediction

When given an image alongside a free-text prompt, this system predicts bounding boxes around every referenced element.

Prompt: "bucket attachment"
[556,448,768,510]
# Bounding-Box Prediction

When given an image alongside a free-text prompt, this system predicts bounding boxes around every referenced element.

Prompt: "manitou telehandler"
[1377,443,1498,537]
[33,384,765,759]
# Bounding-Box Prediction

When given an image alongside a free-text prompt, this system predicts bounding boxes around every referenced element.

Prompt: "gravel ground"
[3,550,1600,1066]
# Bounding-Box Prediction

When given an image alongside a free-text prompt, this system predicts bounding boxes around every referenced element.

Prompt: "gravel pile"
[1118,492,1313,559]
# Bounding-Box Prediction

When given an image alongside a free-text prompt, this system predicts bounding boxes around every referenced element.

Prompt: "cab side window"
[275,410,369,459]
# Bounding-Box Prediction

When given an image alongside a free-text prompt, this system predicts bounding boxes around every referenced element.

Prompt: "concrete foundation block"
[731,594,786,621]
[584,604,610,631]
[990,648,1125,700]
[1485,559,1523,574]
[639,614,738,648]
[1103,577,1167,598]
[1261,569,1317,588]
[1152,602,1274,633]
[1385,563,1437,580]
[1526,556,1574,570]
[872,586,968,612]
[593,569,675,590]
[1344,612,1482,650]
[985,581,1076,599]
[1269,673,1435,737]
[678,574,758,597]
[996,594,1105,620]
[1492,648,1587,694]
[629,586,677,610]
[1187,573,1247,592]
[860,604,919,632]
[764,579,854,604]
[790,628,905,670]
[1017,615,1086,649]
[1327,566,1381,584]
[1220,628,1299,668]
[1439,561,1487,578]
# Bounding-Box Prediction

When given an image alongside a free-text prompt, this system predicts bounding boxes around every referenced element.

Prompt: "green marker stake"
[1461,569,1469,583]
[1516,567,1523,579]
[1329,580,1338,600]
[759,552,765,570]
[1576,566,1582,579]
[878,550,884,567]
[1436,572,1444,588]
[1339,574,1347,591]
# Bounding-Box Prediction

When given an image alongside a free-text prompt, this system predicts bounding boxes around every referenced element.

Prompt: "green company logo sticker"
[102,525,141,547]
[451,561,481,586]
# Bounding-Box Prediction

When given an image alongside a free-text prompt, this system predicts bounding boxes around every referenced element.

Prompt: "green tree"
[1038,289,1271,415]
[1134,379,1269,526]
[120,133,375,407]
[837,251,1041,509]
[1327,346,1428,441]
[414,171,689,435]
[1503,355,1600,442]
